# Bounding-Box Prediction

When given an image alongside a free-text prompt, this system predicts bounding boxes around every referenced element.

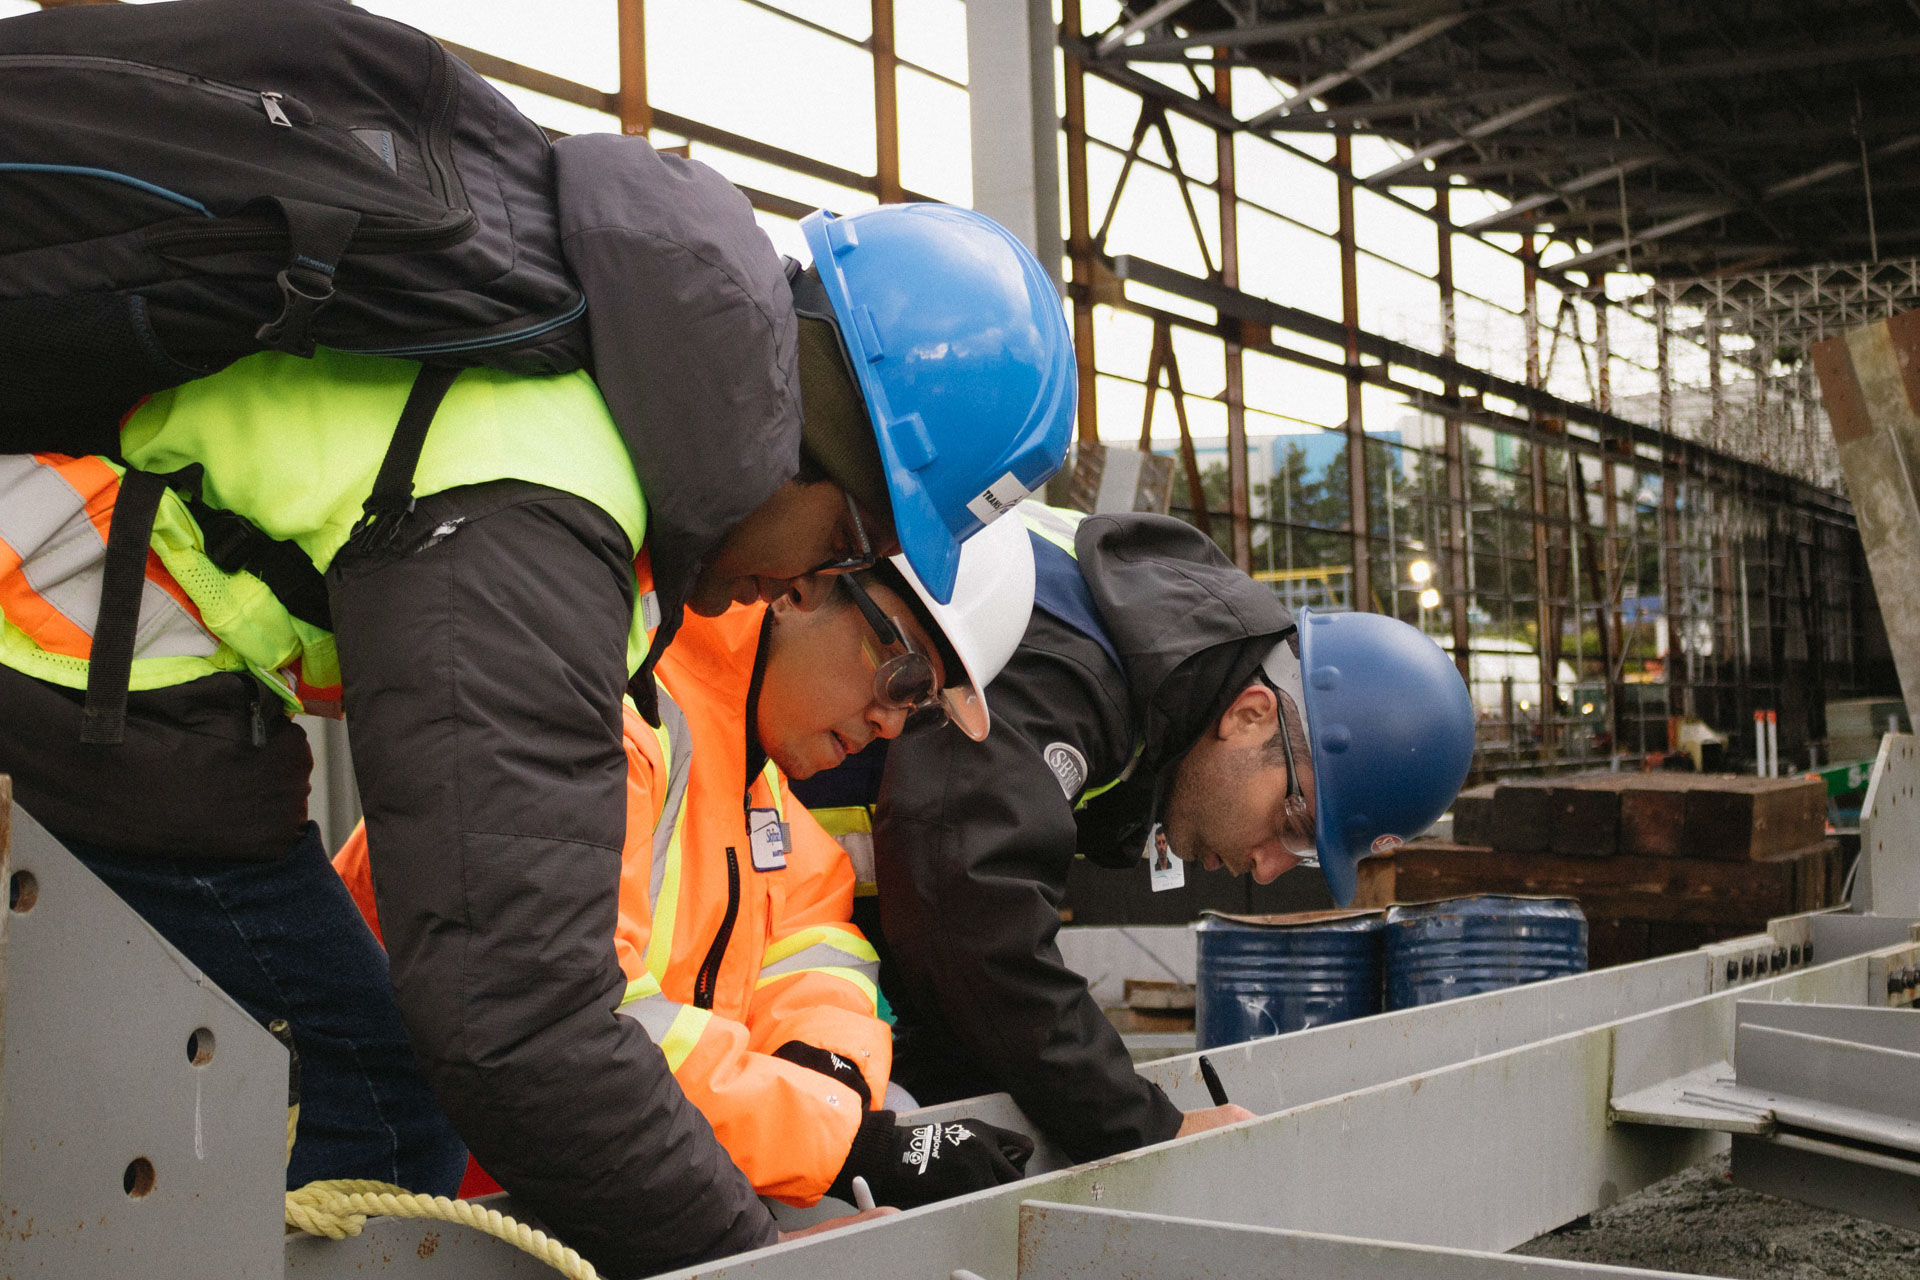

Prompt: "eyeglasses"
[838,572,945,721]
[1266,676,1320,866]
[804,490,881,578]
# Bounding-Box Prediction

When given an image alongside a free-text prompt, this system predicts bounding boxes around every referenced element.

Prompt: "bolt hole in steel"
[123,1157,156,1199]
[187,1027,216,1067]
[8,869,36,913]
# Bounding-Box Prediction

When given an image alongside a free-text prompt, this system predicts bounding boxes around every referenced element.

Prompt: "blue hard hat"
[802,204,1076,603]
[1296,608,1477,907]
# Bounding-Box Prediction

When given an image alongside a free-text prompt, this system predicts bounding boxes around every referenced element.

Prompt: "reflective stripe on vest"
[1,349,651,716]
[0,454,217,665]
[811,804,877,894]
[642,685,694,981]
[757,923,880,1007]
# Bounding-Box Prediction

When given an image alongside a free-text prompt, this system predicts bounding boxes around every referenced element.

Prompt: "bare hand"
[1175,1103,1256,1138]
[777,1206,898,1242]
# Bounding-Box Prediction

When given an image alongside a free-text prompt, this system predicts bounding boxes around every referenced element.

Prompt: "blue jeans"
[68,822,467,1194]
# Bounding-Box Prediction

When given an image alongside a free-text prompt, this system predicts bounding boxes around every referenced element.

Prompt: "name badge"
[749,808,790,872]
[1145,823,1185,892]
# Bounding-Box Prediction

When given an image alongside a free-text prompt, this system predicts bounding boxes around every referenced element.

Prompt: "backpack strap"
[347,363,460,553]
[74,363,455,745]
[253,198,362,358]
[156,464,332,632]
[80,467,168,745]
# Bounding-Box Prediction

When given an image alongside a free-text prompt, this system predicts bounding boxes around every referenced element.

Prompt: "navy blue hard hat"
[1296,608,1477,906]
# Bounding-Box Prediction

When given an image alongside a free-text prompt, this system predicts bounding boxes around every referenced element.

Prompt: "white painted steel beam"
[645,949,1883,1280]
[1014,1202,1731,1280]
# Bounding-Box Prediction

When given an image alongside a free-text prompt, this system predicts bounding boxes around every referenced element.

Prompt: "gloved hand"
[830,1110,1033,1209]
[773,1040,872,1108]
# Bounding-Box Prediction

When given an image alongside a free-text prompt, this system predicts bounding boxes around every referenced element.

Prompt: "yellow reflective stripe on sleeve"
[762,924,878,970]
[754,965,879,1011]
[760,940,880,981]
[657,1004,713,1072]
[615,992,712,1072]
[620,971,665,1005]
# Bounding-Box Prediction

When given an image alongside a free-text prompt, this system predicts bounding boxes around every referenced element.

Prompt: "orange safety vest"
[336,602,889,1205]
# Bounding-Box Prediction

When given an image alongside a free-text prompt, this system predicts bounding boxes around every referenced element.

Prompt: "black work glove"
[772,1040,872,1108]
[830,1110,1034,1209]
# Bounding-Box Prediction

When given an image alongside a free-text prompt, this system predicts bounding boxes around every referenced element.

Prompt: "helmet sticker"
[1370,834,1404,855]
[965,471,1032,525]
[1043,742,1088,799]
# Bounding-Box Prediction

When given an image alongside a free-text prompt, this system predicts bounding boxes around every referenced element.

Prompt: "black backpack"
[0,0,588,743]
[0,0,587,459]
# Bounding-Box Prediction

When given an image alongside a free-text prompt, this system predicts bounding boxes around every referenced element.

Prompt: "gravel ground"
[1513,1153,1920,1279]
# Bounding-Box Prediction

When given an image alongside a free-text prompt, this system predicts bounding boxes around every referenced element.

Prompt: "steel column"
[1217,59,1251,570]
[615,0,648,136]
[1438,192,1471,680]
[966,0,1064,274]
[870,0,902,204]
[1060,0,1100,443]
[1336,133,1371,610]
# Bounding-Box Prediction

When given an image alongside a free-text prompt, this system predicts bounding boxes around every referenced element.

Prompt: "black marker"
[1198,1053,1229,1107]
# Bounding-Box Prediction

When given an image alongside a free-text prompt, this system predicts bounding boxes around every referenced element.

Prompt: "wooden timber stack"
[1358,773,1844,968]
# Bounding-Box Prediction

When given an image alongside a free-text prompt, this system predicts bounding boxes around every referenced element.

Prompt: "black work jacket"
[868,512,1294,1162]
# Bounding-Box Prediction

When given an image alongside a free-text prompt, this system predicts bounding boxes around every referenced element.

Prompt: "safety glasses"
[838,572,945,721]
[1267,681,1319,866]
[805,490,882,578]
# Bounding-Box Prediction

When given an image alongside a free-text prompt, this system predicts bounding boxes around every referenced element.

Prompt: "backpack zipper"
[144,210,477,256]
[0,54,311,126]
[691,847,740,1010]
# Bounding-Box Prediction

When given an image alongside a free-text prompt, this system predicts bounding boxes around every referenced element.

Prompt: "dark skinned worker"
[792,502,1475,1165]
[338,514,1039,1208]
[0,155,1074,1278]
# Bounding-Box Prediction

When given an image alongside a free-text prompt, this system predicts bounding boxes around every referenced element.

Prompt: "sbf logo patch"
[1044,742,1088,799]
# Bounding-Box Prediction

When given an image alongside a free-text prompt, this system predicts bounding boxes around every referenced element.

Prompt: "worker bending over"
[792,503,1475,1164]
[0,180,1072,1276]
[337,517,1039,1208]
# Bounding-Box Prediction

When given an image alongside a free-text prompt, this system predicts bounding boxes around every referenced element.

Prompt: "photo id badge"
[748,808,790,872]
[1145,823,1184,892]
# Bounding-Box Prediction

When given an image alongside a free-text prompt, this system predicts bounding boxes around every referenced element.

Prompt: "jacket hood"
[1072,513,1295,778]
[554,133,802,656]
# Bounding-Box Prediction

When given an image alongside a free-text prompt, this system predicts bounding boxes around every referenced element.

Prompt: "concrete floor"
[1515,1153,1920,1279]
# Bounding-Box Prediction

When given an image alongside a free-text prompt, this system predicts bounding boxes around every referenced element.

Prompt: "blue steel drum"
[1194,910,1385,1049]
[1383,896,1587,1010]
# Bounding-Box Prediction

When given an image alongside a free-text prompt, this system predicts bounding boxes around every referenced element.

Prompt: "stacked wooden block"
[1354,772,1843,968]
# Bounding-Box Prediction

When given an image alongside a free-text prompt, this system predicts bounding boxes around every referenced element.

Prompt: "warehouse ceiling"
[1094,0,1920,279]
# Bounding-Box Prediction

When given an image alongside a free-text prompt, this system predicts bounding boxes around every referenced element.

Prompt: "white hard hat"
[888,509,1035,740]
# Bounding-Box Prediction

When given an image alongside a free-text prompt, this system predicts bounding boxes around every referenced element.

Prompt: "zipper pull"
[249,680,267,747]
[260,91,292,127]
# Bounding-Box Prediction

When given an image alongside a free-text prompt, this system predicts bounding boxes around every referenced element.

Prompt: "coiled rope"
[279,1096,599,1278]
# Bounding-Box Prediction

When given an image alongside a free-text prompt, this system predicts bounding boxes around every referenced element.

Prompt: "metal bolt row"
[1724,944,1806,983]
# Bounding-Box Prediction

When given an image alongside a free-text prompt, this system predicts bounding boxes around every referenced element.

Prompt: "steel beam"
[1363,93,1575,186]
[648,952,1882,1280]
[1102,0,1480,60]
[1014,1202,1725,1280]
[1243,13,1471,130]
